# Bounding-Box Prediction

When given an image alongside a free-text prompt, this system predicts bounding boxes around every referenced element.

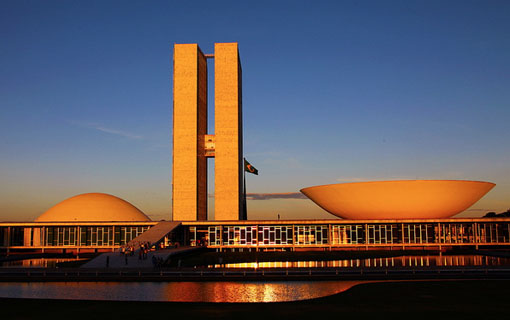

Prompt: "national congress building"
[1,43,508,254]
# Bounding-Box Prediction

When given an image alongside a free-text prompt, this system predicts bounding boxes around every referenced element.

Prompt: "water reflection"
[208,255,510,269]
[0,281,364,303]
[0,258,85,268]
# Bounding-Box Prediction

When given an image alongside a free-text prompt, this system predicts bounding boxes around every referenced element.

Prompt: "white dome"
[35,193,151,222]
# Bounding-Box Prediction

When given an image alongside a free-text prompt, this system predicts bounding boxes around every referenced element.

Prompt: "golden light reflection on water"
[159,281,364,302]
[0,281,365,303]
[0,258,85,268]
[1,255,509,303]
[209,255,510,269]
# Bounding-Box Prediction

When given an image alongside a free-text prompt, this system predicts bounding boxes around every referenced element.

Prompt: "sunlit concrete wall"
[172,44,208,221]
[300,180,496,219]
[214,43,244,220]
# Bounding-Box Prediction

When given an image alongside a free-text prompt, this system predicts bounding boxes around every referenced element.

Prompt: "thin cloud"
[336,175,417,183]
[246,192,307,200]
[69,121,143,140]
[91,125,143,140]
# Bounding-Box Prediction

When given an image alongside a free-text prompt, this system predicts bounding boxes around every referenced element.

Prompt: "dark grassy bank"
[1,280,509,319]
[165,249,442,267]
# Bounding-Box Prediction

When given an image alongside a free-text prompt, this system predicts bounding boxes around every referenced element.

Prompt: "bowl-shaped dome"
[35,193,151,222]
[300,180,495,219]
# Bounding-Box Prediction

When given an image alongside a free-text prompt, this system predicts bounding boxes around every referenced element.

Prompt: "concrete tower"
[172,44,208,221]
[172,42,243,221]
[214,43,244,220]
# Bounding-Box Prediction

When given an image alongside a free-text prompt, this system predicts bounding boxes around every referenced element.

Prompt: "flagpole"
[243,159,247,220]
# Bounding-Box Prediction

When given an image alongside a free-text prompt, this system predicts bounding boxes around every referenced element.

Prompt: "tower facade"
[214,43,244,221]
[172,44,208,221]
[172,42,243,221]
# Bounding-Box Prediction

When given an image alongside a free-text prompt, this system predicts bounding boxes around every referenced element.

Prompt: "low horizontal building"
[3,192,509,254]
[3,218,510,254]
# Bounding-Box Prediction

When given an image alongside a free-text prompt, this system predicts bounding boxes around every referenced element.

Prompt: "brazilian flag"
[244,158,258,175]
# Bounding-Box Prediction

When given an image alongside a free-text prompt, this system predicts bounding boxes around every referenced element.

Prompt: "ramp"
[81,246,204,268]
[127,221,181,249]
[81,221,184,269]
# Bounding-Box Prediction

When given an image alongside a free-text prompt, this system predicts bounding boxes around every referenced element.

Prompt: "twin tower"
[172,43,244,221]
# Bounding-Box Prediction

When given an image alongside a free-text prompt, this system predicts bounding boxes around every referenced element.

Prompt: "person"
[106,256,110,268]
[124,253,128,265]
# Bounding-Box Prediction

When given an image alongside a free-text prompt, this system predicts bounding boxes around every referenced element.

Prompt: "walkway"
[81,246,202,268]
[4,265,510,282]
[81,221,189,268]
[127,221,181,250]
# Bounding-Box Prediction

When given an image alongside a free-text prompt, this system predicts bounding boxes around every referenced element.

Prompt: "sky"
[1,0,509,222]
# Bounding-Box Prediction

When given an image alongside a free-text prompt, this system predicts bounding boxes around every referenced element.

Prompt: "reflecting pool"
[0,258,85,268]
[207,255,510,269]
[0,280,365,302]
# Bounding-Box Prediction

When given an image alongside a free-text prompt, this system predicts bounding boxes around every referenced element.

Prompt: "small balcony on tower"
[204,134,216,158]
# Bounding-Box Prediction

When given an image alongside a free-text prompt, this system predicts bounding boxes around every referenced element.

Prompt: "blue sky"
[1,0,509,221]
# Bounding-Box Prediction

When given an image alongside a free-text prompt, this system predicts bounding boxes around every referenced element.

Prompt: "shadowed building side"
[215,43,244,220]
[172,44,208,221]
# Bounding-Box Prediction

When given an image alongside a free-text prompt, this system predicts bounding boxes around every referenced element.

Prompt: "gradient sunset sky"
[1,1,509,221]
